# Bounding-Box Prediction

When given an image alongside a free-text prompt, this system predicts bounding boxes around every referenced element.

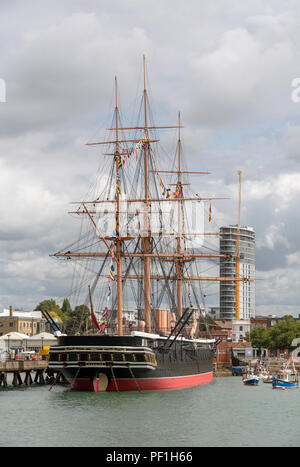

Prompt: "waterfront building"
[211,320,232,342]
[0,306,46,337]
[0,331,57,352]
[250,314,300,330]
[214,341,254,364]
[231,319,251,342]
[219,225,255,321]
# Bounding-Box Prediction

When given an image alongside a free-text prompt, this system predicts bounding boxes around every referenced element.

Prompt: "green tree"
[199,315,215,332]
[63,304,91,335]
[61,298,72,316]
[35,299,63,321]
[247,326,270,349]
[268,317,300,352]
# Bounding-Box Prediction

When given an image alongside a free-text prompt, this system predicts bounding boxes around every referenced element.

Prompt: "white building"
[0,308,43,319]
[232,319,251,342]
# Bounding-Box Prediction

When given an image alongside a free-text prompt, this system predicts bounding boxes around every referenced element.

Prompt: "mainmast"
[114,77,123,336]
[176,112,183,318]
[142,55,151,333]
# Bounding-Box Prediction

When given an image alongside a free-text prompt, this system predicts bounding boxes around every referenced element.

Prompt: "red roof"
[214,320,232,330]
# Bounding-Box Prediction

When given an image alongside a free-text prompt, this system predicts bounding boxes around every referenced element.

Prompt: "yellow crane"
[235,171,242,320]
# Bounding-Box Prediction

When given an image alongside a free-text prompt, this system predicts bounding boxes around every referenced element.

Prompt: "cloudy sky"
[1,0,300,316]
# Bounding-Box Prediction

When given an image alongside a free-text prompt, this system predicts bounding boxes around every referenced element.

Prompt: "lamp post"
[7,335,10,358]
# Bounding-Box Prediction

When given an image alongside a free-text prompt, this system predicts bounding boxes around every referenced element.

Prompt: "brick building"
[211,320,232,342]
[214,341,253,364]
[0,306,46,337]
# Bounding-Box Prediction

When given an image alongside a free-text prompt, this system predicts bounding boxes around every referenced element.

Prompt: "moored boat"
[272,359,298,389]
[49,332,214,392]
[255,364,272,382]
[242,368,259,386]
[262,374,274,383]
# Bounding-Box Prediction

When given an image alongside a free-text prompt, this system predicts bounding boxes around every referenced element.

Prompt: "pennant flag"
[176,183,182,198]
[88,285,102,331]
[110,242,116,260]
[117,156,122,168]
[109,264,115,281]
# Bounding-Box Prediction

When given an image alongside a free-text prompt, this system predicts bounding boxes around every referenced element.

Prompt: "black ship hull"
[48,333,214,392]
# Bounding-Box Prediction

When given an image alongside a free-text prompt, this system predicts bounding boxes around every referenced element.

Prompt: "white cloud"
[0,0,300,314]
[285,124,300,161]
[286,251,300,266]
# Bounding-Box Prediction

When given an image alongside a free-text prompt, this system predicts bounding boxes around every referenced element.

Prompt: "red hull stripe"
[72,372,213,392]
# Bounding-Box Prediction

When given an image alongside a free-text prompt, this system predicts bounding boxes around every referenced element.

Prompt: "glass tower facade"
[219,225,255,321]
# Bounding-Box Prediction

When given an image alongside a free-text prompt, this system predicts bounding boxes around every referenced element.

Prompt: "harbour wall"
[214,358,300,377]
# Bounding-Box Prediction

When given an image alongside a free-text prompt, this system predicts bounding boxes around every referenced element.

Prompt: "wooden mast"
[235,170,242,320]
[114,76,123,335]
[143,55,151,333]
[176,112,183,318]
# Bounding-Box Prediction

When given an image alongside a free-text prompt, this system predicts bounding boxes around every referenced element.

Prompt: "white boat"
[272,359,298,389]
[242,368,259,386]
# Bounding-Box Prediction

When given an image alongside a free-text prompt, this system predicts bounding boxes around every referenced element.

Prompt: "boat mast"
[114,76,123,335]
[142,55,151,333]
[176,112,183,318]
[235,170,242,320]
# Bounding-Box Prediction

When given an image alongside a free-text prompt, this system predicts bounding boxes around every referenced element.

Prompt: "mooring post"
[24,371,32,386]
[0,372,8,387]
[12,372,19,387]
[35,370,45,385]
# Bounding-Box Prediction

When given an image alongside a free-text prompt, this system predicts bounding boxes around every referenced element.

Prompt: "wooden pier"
[0,360,58,388]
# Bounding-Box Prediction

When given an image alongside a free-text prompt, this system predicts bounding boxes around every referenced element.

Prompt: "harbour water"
[1,376,300,447]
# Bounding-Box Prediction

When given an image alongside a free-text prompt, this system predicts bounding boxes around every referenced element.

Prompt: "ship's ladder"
[127,363,141,392]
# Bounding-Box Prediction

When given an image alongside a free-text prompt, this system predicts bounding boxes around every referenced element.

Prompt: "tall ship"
[48,57,245,392]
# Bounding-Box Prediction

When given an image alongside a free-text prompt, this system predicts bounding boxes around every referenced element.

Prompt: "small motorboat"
[255,366,269,381]
[272,359,298,389]
[242,368,260,386]
[262,374,274,384]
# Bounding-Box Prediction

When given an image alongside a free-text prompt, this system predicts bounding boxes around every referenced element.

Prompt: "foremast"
[114,77,123,336]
